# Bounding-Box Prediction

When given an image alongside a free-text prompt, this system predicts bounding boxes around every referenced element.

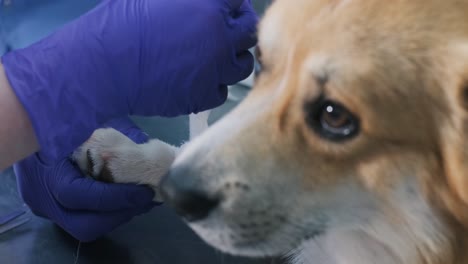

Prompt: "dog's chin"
[189,224,293,257]
[188,221,326,258]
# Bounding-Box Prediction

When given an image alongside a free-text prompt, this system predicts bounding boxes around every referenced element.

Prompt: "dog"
[73,0,468,263]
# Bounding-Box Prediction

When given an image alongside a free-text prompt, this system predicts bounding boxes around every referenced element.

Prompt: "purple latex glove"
[2,0,258,163]
[13,117,156,242]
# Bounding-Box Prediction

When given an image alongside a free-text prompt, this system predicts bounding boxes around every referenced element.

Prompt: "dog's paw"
[72,128,179,201]
[72,128,136,182]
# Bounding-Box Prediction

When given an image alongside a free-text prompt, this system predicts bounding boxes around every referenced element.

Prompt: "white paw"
[72,128,179,201]
[72,128,136,181]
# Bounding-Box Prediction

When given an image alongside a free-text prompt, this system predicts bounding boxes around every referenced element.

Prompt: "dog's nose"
[160,166,220,222]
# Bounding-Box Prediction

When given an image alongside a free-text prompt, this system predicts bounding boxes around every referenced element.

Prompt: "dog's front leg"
[72,111,210,201]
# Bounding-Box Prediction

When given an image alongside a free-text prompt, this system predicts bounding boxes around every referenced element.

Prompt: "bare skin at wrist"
[0,62,39,171]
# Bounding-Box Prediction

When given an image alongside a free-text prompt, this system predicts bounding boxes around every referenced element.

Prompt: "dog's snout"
[160,166,219,222]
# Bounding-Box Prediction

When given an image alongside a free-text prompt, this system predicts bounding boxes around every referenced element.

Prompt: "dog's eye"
[306,99,359,141]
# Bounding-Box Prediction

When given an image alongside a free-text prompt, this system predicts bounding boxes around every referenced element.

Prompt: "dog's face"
[162,0,468,261]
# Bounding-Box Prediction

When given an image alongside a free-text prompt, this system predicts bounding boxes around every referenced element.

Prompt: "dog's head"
[162,0,468,261]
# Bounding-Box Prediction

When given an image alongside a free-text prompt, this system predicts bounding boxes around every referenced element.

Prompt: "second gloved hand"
[2,0,258,162]
[13,117,156,242]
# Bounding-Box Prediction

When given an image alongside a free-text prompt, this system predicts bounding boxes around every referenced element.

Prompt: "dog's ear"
[440,44,468,213]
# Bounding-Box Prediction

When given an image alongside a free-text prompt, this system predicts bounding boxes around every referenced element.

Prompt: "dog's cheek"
[356,152,427,195]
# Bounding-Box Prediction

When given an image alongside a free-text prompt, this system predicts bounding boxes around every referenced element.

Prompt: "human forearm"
[0,0,257,164]
[0,62,39,171]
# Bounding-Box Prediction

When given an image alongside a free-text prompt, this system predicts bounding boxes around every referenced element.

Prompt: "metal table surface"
[0,85,285,264]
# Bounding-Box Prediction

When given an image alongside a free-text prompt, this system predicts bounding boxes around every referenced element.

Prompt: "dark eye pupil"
[305,99,359,141]
[321,104,350,128]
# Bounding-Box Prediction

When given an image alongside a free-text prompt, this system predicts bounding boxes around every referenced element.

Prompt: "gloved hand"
[2,0,258,163]
[13,117,156,242]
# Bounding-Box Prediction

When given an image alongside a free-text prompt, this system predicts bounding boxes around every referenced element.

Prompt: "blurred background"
[0,1,283,264]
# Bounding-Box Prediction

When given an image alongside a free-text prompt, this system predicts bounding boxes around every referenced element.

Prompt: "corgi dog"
[74,0,468,263]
